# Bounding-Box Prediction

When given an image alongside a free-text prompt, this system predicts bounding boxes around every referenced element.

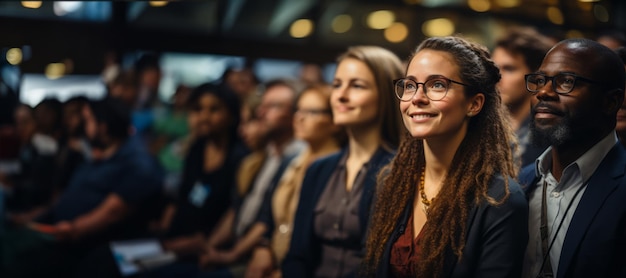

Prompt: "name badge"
[188,181,211,207]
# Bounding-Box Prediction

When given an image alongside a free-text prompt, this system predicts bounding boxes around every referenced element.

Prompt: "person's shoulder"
[309,149,345,168]
[487,174,527,206]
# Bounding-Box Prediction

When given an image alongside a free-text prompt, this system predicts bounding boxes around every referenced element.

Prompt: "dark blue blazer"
[282,147,395,278]
[519,143,626,278]
[374,175,528,278]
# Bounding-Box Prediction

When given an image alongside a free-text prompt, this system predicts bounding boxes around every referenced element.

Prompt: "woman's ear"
[466,93,485,117]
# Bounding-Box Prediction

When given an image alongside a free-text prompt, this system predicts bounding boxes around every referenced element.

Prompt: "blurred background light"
[45,63,66,80]
[149,1,169,7]
[290,19,314,38]
[53,1,83,16]
[547,6,564,25]
[21,1,42,9]
[6,48,23,66]
[495,0,520,8]
[468,0,491,12]
[367,10,395,30]
[566,29,584,38]
[593,5,609,22]
[332,14,353,33]
[422,18,455,37]
[384,22,408,43]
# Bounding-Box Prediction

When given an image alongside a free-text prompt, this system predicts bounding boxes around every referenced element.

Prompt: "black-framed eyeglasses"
[394,76,470,101]
[525,73,602,95]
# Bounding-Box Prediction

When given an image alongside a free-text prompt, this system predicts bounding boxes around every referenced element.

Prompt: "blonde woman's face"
[330,58,379,128]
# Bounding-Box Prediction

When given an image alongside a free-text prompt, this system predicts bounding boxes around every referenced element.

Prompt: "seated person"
[1,97,164,278]
[157,83,249,259]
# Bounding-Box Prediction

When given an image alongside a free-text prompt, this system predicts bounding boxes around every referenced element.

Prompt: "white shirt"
[235,139,305,237]
[522,132,618,278]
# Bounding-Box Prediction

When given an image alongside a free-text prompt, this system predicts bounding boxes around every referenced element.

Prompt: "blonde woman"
[282,46,404,278]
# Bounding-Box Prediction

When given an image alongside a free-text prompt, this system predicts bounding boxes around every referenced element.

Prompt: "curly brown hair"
[363,36,519,277]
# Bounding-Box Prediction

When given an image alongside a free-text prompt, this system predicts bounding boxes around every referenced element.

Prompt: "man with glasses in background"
[520,38,626,278]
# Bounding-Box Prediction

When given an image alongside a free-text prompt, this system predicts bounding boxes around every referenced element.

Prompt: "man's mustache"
[531,102,565,117]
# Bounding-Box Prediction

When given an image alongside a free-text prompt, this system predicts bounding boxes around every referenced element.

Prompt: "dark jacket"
[282,147,395,278]
[375,175,528,278]
[519,143,626,278]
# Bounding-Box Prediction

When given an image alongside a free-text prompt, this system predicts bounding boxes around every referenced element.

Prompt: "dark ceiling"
[1,0,625,74]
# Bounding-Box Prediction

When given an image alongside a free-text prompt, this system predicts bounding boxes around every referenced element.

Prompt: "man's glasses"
[394,76,470,101]
[525,73,601,95]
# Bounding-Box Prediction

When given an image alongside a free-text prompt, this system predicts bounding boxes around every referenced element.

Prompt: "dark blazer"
[519,143,626,278]
[375,175,528,278]
[282,147,395,278]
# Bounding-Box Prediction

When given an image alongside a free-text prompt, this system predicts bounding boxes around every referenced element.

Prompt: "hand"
[245,248,275,278]
[198,247,237,268]
[51,221,76,241]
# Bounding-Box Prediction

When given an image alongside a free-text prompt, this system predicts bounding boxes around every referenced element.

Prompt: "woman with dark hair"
[363,36,528,277]
[282,45,404,277]
[158,82,249,259]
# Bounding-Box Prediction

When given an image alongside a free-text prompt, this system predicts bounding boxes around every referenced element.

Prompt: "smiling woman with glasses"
[525,73,602,95]
[363,36,528,278]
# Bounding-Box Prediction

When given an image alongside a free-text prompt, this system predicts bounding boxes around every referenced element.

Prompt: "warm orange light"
[21,1,42,9]
[547,6,564,25]
[385,22,408,43]
[149,1,168,7]
[290,19,314,38]
[45,63,65,80]
[6,48,23,65]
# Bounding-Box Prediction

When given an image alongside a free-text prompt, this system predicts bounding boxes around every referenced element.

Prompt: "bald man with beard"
[520,38,626,278]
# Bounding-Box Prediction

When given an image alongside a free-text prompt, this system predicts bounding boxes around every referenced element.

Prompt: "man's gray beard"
[530,118,572,148]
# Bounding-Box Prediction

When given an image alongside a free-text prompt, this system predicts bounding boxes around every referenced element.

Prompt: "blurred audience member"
[225,67,260,102]
[52,96,90,195]
[4,99,63,213]
[157,83,249,260]
[197,79,304,275]
[135,53,163,110]
[102,50,121,86]
[154,84,192,184]
[144,79,303,278]
[108,70,139,109]
[299,63,325,85]
[239,91,264,149]
[597,29,626,50]
[33,98,63,148]
[492,26,554,167]
[246,83,344,278]
[1,97,164,278]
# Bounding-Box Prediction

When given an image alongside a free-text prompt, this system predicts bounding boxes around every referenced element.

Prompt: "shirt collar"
[266,139,306,159]
[535,131,618,184]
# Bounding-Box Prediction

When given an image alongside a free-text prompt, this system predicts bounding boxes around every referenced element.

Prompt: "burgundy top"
[389,213,426,277]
